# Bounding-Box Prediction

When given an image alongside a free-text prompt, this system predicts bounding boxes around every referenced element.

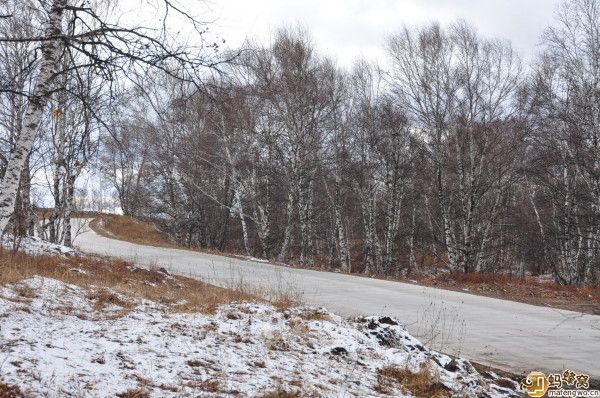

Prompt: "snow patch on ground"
[0,277,521,397]
[2,235,75,256]
[247,256,270,263]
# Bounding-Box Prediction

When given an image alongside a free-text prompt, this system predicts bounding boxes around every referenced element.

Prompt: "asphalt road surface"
[75,223,600,378]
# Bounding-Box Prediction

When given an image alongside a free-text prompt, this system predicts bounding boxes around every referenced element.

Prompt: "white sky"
[200,0,562,67]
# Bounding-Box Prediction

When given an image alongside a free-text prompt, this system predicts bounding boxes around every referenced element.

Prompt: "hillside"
[0,238,522,397]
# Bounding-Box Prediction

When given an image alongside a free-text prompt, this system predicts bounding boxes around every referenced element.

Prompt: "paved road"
[74,224,600,378]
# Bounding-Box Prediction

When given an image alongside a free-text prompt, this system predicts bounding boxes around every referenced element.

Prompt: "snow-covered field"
[0,276,522,397]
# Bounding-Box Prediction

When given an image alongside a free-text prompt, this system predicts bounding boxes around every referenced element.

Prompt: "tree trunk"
[408,203,417,273]
[0,0,66,234]
[298,179,314,265]
[234,187,250,256]
[360,187,378,274]
[278,191,295,263]
[63,173,75,247]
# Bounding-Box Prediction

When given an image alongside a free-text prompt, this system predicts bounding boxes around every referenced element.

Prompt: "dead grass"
[400,270,600,314]
[259,388,301,398]
[437,271,600,302]
[0,247,256,314]
[0,382,25,398]
[493,378,517,389]
[89,214,259,262]
[267,331,291,351]
[296,309,329,321]
[87,289,132,311]
[198,379,221,393]
[115,388,149,398]
[376,363,449,397]
[271,295,301,311]
[90,215,173,248]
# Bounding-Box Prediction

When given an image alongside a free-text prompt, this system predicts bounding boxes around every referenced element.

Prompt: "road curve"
[74,224,600,378]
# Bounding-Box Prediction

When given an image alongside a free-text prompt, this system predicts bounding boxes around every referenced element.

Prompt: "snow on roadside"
[2,235,75,256]
[247,256,270,263]
[0,277,521,397]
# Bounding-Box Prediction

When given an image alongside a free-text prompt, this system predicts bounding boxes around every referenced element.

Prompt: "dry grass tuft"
[493,378,517,389]
[0,247,256,314]
[87,289,132,311]
[267,331,291,351]
[13,284,37,299]
[116,388,149,398]
[259,388,301,398]
[376,363,449,397]
[90,215,173,248]
[296,309,329,321]
[0,382,25,398]
[198,379,221,393]
[271,296,299,311]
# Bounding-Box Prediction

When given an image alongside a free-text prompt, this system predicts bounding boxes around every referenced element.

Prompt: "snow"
[247,256,270,263]
[235,255,270,263]
[2,235,75,256]
[0,277,521,397]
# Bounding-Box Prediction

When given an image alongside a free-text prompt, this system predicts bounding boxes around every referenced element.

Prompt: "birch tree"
[0,0,222,233]
[0,3,39,236]
[526,0,600,285]
[250,29,336,264]
[386,21,523,273]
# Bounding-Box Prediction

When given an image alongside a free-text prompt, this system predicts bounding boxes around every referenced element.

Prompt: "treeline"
[100,1,600,287]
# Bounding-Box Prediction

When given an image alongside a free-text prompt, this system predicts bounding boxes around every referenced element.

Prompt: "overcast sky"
[201,0,562,67]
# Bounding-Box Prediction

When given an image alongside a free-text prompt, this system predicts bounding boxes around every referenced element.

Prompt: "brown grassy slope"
[89,215,241,259]
[0,248,255,314]
[89,214,174,248]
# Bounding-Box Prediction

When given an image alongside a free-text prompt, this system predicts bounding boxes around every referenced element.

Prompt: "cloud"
[208,0,562,66]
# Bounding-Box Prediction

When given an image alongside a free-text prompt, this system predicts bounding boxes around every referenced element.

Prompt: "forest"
[2,0,600,287]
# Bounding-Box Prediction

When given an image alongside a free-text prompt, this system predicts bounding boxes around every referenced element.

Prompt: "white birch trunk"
[0,0,66,233]
[408,203,417,272]
[63,173,75,247]
[359,187,378,274]
[234,187,250,256]
[49,93,66,243]
[251,169,272,258]
[298,179,314,265]
[277,191,295,263]
[325,174,350,272]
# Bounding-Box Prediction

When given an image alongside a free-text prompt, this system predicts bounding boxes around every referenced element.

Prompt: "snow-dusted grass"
[0,276,522,397]
[0,238,523,396]
[2,235,75,256]
[0,244,258,314]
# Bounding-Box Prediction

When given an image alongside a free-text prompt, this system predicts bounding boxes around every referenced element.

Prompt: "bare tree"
[0,0,224,233]
[526,0,600,285]
[249,29,337,265]
[0,2,39,236]
[386,22,523,273]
